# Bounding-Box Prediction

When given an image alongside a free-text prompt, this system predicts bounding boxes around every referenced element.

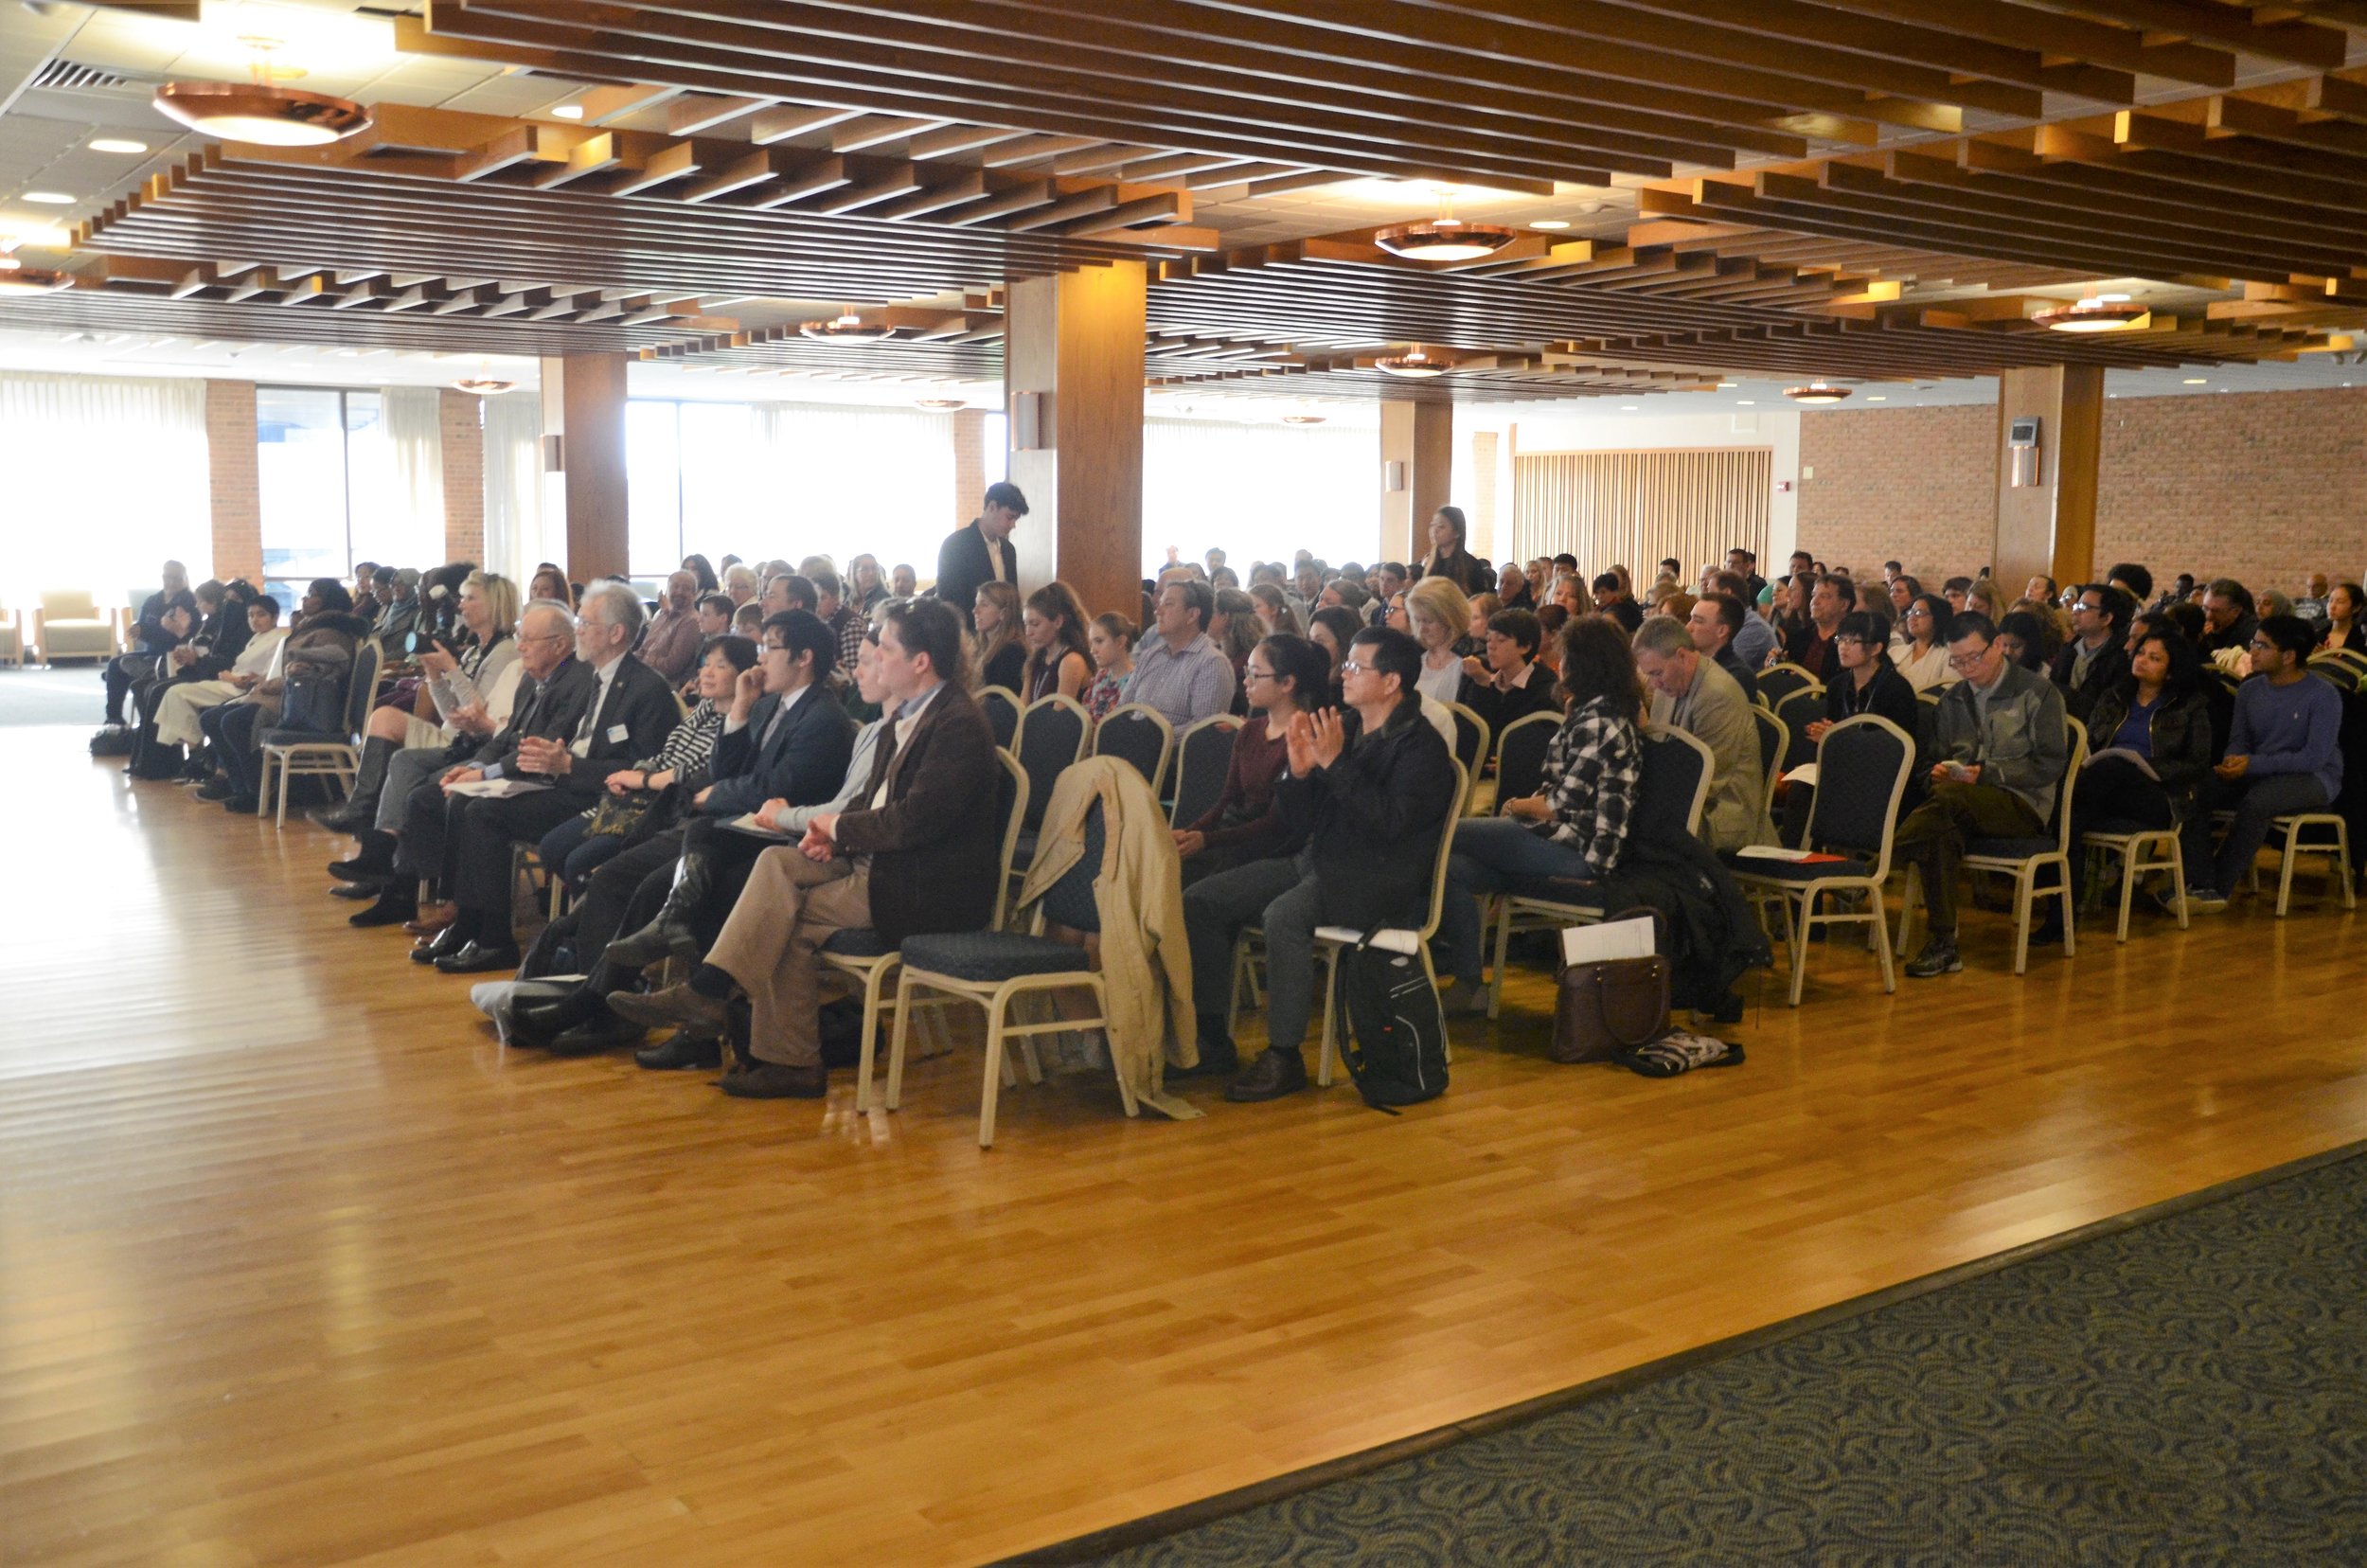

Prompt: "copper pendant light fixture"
[0,242,72,295]
[1375,216,1518,262]
[1375,347,1448,379]
[152,39,371,149]
[801,307,896,342]
[2034,294,2150,333]
[1784,381,1852,404]
[451,378,516,396]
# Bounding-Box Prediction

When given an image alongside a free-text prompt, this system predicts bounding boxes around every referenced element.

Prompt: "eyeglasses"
[517,631,568,647]
[2247,637,2276,651]
[1242,666,1275,682]
[1836,635,1870,649]
[1947,646,1993,670]
[1337,659,1369,675]
[1903,608,1931,621]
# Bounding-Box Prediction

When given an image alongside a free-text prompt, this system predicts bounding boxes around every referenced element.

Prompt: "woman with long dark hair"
[1019,580,1092,703]
[2072,626,2215,902]
[679,554,720,595]
[1172,633,1328,883]
[1892,593,1956,692]
[1434,615,1646,1013]
[1418,505,1495,595]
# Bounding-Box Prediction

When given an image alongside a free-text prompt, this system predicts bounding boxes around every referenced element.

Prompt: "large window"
[257,386,445,597]
[1141,418,1376,574]
[0,371,208,607]
[625,399,957,578]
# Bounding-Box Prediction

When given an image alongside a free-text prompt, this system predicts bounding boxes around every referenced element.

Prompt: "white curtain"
[742,402,954,577]
[0,372,208,608]
[1142,419,1375,574]
[481,391,546,588]
[345,385,444,572]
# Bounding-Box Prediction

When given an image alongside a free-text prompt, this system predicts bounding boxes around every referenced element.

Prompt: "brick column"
[205,380,262,582]
[952,406,986,540]
[440,388,486,564]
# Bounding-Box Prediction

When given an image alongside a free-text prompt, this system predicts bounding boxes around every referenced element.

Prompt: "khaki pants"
[704,847,872,1068]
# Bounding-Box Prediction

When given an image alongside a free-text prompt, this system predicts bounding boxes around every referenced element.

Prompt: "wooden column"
[1379,399,1453,566]
[538,351,630,582]
[1003,260,1146,620]
[1993,365,2102,593]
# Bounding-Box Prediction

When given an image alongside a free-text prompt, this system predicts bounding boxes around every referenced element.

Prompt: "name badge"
[607,723,630,743]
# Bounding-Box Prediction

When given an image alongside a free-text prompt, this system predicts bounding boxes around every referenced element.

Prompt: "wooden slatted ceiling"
[420,0,2365,195]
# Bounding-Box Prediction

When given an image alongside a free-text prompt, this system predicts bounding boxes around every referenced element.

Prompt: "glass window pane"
[257,386,349,601]
[678,401,760,568]
[981,413,1008,483]
[627,401,684,575]
[1143,418,1374,575]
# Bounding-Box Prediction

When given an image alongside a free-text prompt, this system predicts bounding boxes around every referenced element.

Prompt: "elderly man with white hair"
[371,585,684,972]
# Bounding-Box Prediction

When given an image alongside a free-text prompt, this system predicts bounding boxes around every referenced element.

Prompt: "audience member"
[1127,578,1237,728]
[1082,612,1136,721]
[2184,615,2344,912]
[2321,581,2365,654]
[1406,574,1473,706]
[810,568,866,680]
[1183,627,1457,1101]
[2051,584,2132,722]
[103,559,192,727]
[1631,615,1769,852]
[1457,607,1560,739]
[1020,582,1094,704]
[1783,573,1855,680]
[1895,612,2071,977]
[608,598,1003,1099]
[1780,611,1919,846]
[2198,578,2258,660]
[637,570,705,686]
[934,482,1026,631]
[1996,609,2054,672]
[1591,572,1645,633]
[154,594,284,757]
[1174,633,1326,884]
[1418,506,1494,594]
[972,580,1026,693]
[1435,616,1644,1013]
[1685,592,1759,706]
[2071,628,2214,903]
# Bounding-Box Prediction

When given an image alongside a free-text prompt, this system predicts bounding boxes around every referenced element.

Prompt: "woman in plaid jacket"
[1434,615,1646,1014]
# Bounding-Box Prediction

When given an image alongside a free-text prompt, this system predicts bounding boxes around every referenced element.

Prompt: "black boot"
[1172,1012,1239,1078]
[329,829,398,883]
[311,735,399,831]
[601,846,713,971]
[349,880,418,928]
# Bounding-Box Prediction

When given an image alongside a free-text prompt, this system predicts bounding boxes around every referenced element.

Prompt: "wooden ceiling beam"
[2015,0,2349,70]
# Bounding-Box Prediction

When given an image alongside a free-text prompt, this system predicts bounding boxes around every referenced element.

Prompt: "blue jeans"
[1439,817,1599,985]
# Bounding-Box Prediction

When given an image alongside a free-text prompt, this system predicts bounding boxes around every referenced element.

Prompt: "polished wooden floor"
[6,710,2366,1566]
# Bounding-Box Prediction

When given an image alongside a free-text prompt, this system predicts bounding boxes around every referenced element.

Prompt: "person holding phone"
[1893,612,2070,978]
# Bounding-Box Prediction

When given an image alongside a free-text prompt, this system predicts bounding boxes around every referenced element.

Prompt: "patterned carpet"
[1061,1147,2367,1567]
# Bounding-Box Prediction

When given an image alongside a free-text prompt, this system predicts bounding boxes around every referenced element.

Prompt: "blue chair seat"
[260,726,343,747]
[1724,853,1877,882]
[1967,836,2057,859]
[821,926,893,958]
[899,929,1091,983]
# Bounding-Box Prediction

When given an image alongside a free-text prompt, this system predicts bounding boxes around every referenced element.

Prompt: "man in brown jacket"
[609,597,1002,1098]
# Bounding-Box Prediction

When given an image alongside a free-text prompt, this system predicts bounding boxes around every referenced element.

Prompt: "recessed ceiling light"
[23,191,73,205]
[550,103,584,119]
[1530,219,1571,231]
[1735,400,1755,406]
[1867,396,1887,401]
[1716,382,1738,389]
[1619,404,1639,410]
[89,138,150,155]
[2182,377,2208,384]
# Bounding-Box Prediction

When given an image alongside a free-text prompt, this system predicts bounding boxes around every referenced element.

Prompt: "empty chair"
[1012,693,1089,832]
[2082,815,2188,943]
[1756,662,1818,709]
[36,590,115,665]
[1751,705,1787,826]
[1093,703,1174,795]
[1727,714,1915,1007]
[1168,713,1243,832]
[979,686,1023,751]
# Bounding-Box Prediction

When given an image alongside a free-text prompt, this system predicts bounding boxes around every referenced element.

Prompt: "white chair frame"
[1731,715,1914,1007]
[2080,826,2188,942]
[1444,701,1490,817]
[2238,811,2357,918]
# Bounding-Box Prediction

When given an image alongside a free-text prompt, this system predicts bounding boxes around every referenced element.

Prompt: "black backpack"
[1331,935,1449,1111]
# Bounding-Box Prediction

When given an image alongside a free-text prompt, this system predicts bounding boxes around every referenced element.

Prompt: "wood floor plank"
[3,725,2363,1566]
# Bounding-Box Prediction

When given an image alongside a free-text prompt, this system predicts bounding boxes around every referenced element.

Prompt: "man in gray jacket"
[1633,615,1770,852]
[1897,611,2070,977]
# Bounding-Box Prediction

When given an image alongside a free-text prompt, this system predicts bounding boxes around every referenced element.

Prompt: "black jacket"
[181,607,253,682]
[473,655,595,775]
[934,520,1017,631]
[1458,665,1561,745]
[2199,611,2258,659]
[1420,550,1495,596]
[1598,833,1771,1014]
[2083,682,2216,821]
[474,654,680,801]
[133,589,183,655]
[701,686,857,819]
[1277,698,1459,927]
[1821,664,1920,737]
[1714,647,1760,708]
[2050,638,2131,723]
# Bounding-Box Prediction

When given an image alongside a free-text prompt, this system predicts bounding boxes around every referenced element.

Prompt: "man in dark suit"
[510,611,858,1051]
[932,480,1026,629]
[610,597,1002,1098]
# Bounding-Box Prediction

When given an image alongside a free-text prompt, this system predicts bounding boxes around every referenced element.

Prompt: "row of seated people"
[117,540,2358,1116]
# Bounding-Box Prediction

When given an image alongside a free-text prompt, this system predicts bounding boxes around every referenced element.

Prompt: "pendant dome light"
[153,38,371,148]
[1375,347,1448,379]
[1784,381,1852,404]
[2034,294,2149,333]
[801,306,896,342]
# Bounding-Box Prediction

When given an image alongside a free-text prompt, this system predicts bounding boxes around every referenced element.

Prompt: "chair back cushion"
[1094,711,1165,785]
[1774,688,1824,771]
[1040,801,1104,933]
[1495,713,1555,806]
[1014,702,1083,829]
[1808,721,1911,855]
[981,687,1021,749]
[1170,719,1238,829]
[1634,730,1710,842]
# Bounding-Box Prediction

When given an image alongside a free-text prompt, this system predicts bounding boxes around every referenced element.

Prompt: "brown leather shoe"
[403,906,455,938]
[607,982,730,1035]
[719,1060,828,1099]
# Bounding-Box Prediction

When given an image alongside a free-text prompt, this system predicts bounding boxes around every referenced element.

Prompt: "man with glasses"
[1632,615,1770,852]
[1895,612,2070,977]
[2198,578,2259,660]
[1182,626,1458,1101]
[400,585,682,972]
[2050,584,2131,722]
[2180,615,2344,913]
[1784,573,1856,680]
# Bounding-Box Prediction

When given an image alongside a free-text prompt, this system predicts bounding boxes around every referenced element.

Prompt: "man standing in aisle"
[934,480,1026,630]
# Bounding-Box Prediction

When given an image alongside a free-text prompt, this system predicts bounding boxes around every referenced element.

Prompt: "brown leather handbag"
[1550,909,1671,1064]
